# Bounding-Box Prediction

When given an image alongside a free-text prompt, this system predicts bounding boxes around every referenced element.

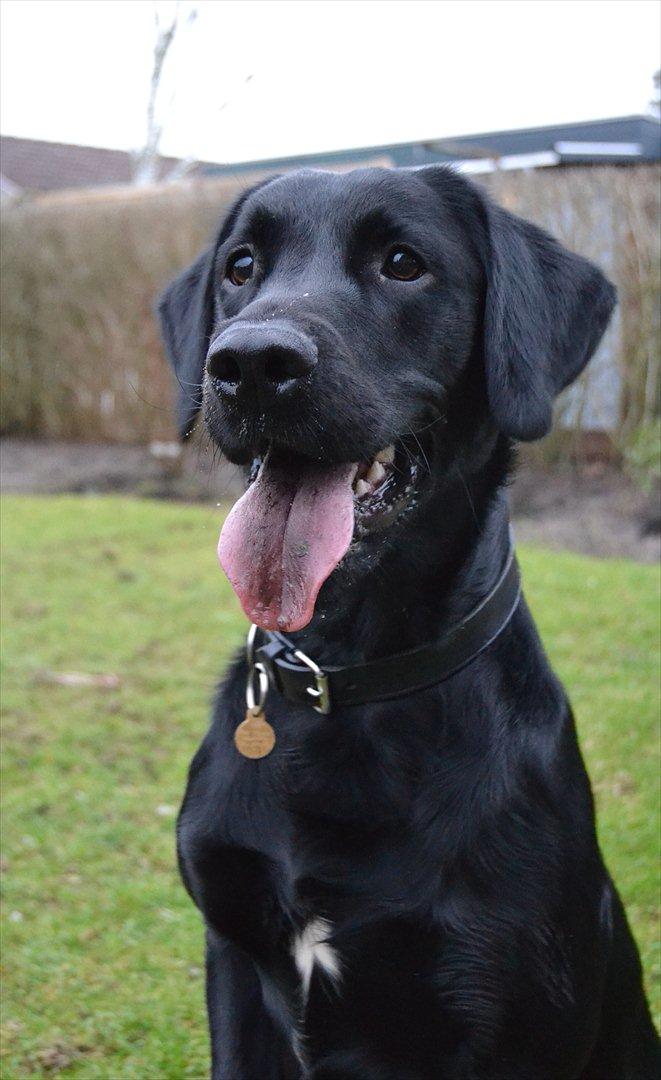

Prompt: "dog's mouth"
[217,437,422,632]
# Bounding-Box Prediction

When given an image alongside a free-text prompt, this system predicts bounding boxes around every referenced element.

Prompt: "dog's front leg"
[205,930,300,1080]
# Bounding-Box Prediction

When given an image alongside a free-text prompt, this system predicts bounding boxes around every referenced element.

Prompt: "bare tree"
[132,3,197,186]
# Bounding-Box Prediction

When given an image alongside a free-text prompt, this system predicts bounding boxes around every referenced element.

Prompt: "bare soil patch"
[2,437,658,563]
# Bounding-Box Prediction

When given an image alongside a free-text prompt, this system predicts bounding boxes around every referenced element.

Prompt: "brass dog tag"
[234,709,276,759]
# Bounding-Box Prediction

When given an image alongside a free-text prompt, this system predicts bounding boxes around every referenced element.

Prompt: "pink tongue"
[218,457,356,631]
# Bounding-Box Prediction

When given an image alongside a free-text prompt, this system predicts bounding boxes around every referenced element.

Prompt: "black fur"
[158,167,658,1079]
[158,177,276,438]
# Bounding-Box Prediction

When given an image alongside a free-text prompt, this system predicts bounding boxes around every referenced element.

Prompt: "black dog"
[158,167,659,1079]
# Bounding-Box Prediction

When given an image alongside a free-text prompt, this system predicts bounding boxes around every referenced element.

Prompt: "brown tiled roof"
[0,135,210,192]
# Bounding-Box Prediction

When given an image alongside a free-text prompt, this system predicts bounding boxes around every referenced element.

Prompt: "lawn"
[1,495,659,1078]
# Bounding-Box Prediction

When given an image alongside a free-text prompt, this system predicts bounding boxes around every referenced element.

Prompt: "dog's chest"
[177,699,427,963]
[178,748,446,1059]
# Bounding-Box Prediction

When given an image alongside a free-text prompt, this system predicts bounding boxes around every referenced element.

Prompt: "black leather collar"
[250,541,521,714]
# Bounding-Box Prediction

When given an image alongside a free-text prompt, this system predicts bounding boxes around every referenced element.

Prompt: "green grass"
[1,495,659,1078]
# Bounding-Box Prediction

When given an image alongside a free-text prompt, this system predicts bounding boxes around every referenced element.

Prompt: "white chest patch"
[292,917,341,997]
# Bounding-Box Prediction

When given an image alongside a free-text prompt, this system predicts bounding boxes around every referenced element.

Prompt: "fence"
[1,165,658,447]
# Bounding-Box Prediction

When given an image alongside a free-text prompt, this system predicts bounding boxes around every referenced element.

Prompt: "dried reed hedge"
[0,179,247,441]
[1,165,658,446]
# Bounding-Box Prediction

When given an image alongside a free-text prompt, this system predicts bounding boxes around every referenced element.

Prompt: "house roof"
[201,114,661,176]
[0,135,211,192]
[2,115,658,196]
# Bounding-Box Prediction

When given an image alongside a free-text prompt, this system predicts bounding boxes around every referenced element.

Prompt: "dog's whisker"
[404,424,432,477]
[176,378,205,389]
[126,380,174,413]
[411,412,446,436]
[456,465,479,527]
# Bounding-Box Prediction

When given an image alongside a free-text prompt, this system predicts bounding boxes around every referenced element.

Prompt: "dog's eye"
[226,251,254,286]
[382,247,425,282]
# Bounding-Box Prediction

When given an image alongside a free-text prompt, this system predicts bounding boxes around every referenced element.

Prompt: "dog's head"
[158,167,615,632]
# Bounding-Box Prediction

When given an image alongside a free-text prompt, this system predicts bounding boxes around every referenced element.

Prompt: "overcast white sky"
[1,0,659,164]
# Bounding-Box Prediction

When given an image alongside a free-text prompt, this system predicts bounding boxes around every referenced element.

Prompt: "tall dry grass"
[1,179,247,441]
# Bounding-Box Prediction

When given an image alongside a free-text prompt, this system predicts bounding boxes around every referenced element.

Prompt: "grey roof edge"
[201,114,661,173]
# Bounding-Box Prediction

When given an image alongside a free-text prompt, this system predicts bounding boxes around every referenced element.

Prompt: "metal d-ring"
[293,648,331,715]
[246,661,269,717]
[246,623,259,669]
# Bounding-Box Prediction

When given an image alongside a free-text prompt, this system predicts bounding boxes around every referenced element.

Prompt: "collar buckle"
[249,625,332,714]
[293,648,331,714]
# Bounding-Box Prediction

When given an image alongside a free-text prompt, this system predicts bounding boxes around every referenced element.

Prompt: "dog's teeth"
[366,461,386,486]
[375,445,395,464]
[354,479,372,498]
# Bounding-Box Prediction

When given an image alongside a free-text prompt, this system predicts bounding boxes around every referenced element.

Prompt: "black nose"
[206,321,317,401]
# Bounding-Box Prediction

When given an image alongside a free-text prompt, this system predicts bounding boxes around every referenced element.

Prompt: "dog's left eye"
[382,247,426,282]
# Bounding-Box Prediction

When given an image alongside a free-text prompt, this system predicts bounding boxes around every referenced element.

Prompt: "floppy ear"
[481,198,616,441]
[157,178,278,438]
[158,246,216,438]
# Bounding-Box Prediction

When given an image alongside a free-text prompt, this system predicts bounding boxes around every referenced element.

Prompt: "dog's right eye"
[382,247,426,282]
[226,251,254,286]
